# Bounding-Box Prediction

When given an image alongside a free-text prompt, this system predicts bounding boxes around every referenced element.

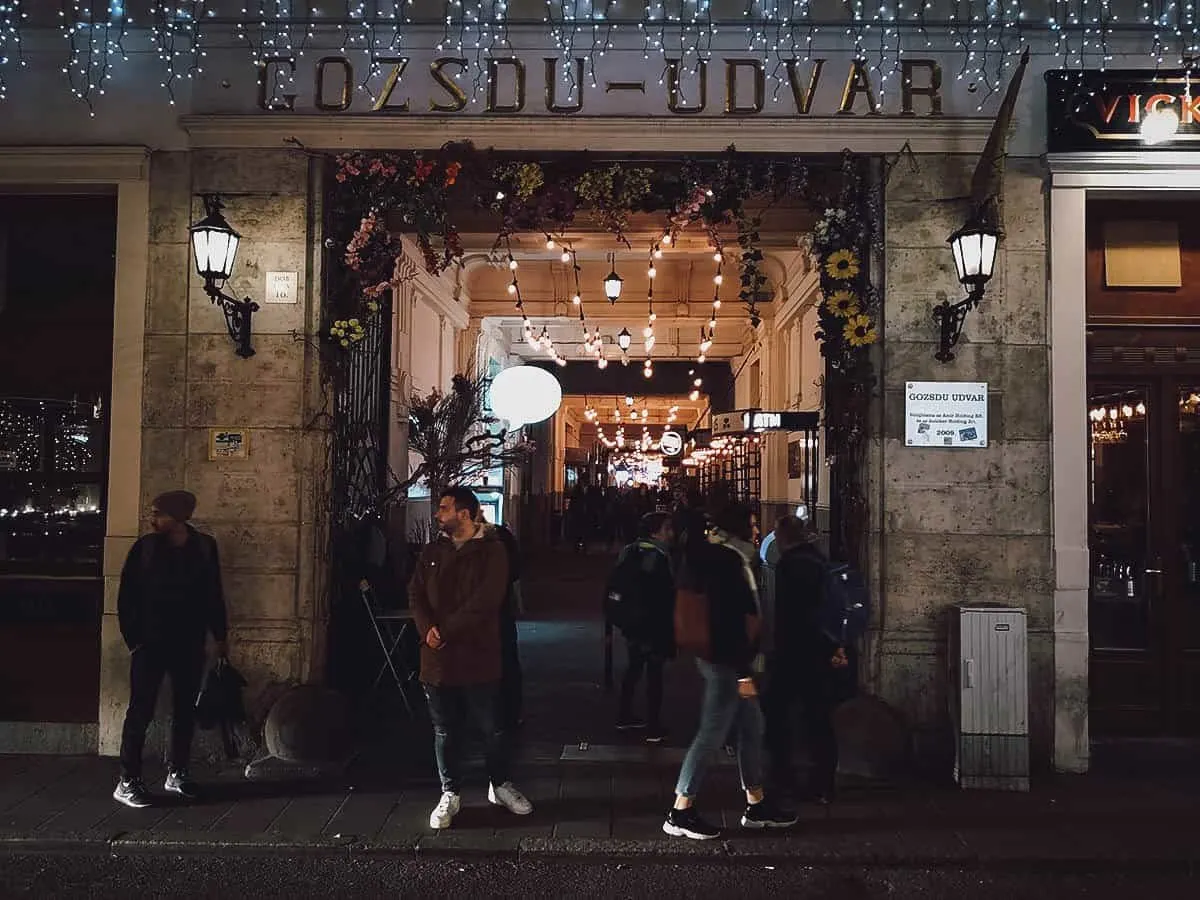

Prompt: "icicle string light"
[11,5,1200,112]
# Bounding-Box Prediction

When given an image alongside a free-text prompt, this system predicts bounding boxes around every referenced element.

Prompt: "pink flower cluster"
[344,212,380,271]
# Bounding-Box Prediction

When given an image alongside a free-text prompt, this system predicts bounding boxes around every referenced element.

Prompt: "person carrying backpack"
[663,503,797,841]
[607,511,676,743]
[764,515,861,805]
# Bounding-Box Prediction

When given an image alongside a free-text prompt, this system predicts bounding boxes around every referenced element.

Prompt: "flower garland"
[326,144,879,569]
[812,208,879,366]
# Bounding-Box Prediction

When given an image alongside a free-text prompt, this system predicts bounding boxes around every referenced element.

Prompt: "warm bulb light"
[507,282,517,294]
[1142,107,1180,145]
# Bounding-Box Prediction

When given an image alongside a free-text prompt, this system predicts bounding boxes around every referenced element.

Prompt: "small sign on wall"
[208,428,250,460]
[905,382,988,448]
[265,271,298,304]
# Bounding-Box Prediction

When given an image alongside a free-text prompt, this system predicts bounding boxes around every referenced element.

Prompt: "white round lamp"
[489,365,563,428]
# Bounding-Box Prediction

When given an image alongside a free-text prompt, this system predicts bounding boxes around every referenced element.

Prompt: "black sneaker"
[164,770,199,800]
[741,798,799,829]
[662,807,721,840]
[615,717,646,731]
[113,778,152,809]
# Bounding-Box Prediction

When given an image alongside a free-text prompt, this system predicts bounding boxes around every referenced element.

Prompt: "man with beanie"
[113,490,228,808]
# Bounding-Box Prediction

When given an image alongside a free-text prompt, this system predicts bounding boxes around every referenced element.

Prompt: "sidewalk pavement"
[2,750,1199,871]
[4,549,1199,869]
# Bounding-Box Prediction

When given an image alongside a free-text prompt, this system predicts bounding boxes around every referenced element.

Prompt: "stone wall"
[98,149,328,754]
[876,154,1052,766]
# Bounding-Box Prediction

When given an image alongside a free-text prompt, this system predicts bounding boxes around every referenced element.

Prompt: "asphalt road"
[0,853,1196,899]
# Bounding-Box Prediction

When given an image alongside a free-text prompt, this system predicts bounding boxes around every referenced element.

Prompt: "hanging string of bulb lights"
[642,240,661,380]
[699,247,722,365]
[13,4,1200,115]
[505,236,567,367]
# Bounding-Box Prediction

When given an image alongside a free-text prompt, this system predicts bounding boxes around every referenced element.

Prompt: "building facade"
[3,2,1196,773]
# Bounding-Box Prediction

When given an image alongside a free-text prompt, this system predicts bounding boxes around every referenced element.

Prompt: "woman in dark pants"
[764,516,855,804]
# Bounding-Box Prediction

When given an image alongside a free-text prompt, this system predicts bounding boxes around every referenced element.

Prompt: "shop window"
[0,194,115,578]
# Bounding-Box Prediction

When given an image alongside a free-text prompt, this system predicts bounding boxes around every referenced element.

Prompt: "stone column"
[1049,184,1090,773]
[881,155,1052,763]
[97,175,152,755]
[135,150,320,744]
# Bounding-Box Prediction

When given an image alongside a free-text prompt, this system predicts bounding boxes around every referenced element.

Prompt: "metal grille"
[331,302,392,531]
[328,299,393,691]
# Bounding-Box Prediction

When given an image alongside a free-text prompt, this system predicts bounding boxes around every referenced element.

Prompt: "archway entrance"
[323,147,880,697]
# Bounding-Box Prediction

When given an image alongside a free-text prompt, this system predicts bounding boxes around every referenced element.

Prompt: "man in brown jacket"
[409,486,534,830]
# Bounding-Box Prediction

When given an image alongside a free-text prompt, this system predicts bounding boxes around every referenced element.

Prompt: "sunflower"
[824,249,861,280]
[825,289,860,318]
[844,314,878,348]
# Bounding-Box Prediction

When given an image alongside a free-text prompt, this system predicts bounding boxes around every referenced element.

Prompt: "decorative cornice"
[397,235,470,329]
[1048,151,1200,189]
[181,115,994,155]
[0,146,150,183]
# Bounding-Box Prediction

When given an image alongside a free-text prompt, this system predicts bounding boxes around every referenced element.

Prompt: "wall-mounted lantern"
[189,194,260,359]
[933,218,1000,363]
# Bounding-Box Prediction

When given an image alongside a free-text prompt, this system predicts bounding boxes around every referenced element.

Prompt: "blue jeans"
[423,682,509,794]
[674,659,765,799]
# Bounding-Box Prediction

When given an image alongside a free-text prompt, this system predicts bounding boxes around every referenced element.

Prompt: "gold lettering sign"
[667,59,707,115]
[839,59,879,115]
[784,59,824,115]
[725,59,765,115]
[487,58,527,113]
[430,58,468,112]
[371,57,410,112]
[252,54,945,117]
[315,56,352,112]
[901,59,943,117]
[257,56,296,111]
[545,58,584,114]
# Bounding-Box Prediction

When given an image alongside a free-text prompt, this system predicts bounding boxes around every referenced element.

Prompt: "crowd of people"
[607,495,857,840]
[564,483,672,551]
[110,484,857,847]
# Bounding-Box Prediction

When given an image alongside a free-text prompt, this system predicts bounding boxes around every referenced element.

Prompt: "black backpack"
[817,561,871,646]
[604,542,662,636]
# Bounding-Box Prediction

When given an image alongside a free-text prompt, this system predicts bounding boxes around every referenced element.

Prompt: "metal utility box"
[948,604,1030,791]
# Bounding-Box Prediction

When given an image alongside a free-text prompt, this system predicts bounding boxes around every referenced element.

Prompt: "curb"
[1,831,1197,873]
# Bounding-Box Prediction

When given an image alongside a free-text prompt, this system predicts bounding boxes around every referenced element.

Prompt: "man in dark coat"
[764,516,854,804]
[114,490,228,808]
[410,487,533,830]
[610,511,675,743]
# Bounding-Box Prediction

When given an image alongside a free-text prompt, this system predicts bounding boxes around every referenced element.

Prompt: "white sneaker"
[487,781,533,816]
[429,791,461,830]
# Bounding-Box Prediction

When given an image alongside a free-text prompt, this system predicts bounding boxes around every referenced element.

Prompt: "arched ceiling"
[458,205,818,364]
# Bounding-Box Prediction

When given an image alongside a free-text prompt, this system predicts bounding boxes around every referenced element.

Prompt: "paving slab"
[320,790,399,842]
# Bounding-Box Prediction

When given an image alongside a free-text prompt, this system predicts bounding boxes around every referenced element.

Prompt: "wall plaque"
[905,382,988,448]
[208,428,250,460]
[265,271,298,304]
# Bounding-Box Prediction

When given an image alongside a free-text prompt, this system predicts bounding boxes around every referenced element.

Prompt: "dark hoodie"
[117,527,228,650]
